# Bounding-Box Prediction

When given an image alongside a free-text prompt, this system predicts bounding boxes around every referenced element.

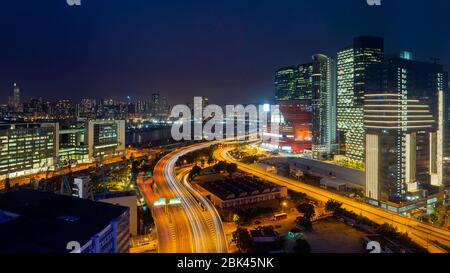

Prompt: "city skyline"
[1,0,450,256]
[1,0,450,105]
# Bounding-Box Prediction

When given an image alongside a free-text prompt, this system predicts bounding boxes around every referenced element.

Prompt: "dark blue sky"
[0,0,449,105]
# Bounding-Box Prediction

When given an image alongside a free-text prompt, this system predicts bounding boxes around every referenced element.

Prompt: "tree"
[289,191,307,205]
[232,227,253,252]
[429,213,438,225]
[293,239,311,253]
[189,165,202,181]
[295,216,312,230]
[4,178,11,192]
[226,163,238,178]
[297,203,315,221]
[213,161,227,173]
[131,160,140,176]
[140,164,153,175]
[207,156,215,165]
[376,223,398,238]
[325,199,343,215]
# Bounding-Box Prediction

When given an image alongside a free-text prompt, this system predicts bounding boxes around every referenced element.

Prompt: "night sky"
[0,0,449,105]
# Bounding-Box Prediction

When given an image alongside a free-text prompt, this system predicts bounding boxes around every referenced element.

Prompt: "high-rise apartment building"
[311,54,337,159]
[337,36,384,163]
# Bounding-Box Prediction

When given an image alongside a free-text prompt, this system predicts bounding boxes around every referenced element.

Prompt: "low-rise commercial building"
[196,176,287,208]
[0,123,59,180]
[96,191,138,237]
[59,119,125,163]
[0,189,130,253]
[86,120,126,160]
[0,120,126,181]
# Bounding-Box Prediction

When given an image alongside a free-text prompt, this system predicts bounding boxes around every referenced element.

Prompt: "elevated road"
[139,142,227,253]
[215,146,450,253]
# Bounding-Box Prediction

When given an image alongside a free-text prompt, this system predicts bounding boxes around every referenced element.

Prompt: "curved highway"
[139,142,228,253]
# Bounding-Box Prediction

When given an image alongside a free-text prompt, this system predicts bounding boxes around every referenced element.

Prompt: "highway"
[139,142,228,253]
[215,146,450,253]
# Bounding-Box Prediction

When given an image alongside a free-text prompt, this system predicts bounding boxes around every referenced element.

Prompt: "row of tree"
[176,144,218,167]
[188,161,239,181]
[232,226,311,253]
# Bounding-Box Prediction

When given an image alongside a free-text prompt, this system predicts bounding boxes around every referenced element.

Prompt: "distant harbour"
[125,127,172,146]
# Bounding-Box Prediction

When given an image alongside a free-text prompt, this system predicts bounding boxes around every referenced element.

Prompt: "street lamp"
[282,201,288,212]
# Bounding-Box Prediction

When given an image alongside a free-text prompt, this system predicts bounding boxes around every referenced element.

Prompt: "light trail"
[215,146,450,253]
[140,141,228,253]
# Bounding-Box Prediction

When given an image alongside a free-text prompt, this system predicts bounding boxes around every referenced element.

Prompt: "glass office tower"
[337,36,384,163]
[275,64,313,101]
[311,54,337,159]
[365,52,449,190]
[364,93,437,204]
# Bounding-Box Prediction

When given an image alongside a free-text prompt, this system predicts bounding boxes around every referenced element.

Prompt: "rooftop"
[95,190,137,200]
[198,176,281,201]
[0,189,128,253]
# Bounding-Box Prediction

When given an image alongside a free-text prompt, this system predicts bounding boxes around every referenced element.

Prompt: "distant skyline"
[1,0,449,105]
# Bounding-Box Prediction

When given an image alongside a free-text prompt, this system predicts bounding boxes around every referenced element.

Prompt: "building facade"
[275,63,313,101]
[8,83,22,113]
[196,176,288,209]
[365,53,449,189]
[0,119,125,181]
[262,100,312,153]
[86,120,126,160]
[0,123,59,180]
[337,36,384,163]
[311,54,337,159]
[0,189,130,253]
[364,93,442,207]
[58,123,89,163]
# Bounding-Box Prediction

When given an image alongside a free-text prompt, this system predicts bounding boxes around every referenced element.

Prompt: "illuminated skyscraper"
[311,54,337,159]
[8,83,22,113]
[275,64,313,101]
[151,93,161,118]
[364,93,440,209]
[275,66,296,100]
[337,36,384,163]
[365,52,448,190]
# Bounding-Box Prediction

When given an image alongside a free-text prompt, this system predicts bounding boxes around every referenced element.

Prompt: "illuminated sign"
[153,198,166,207]
[169,198,182,205]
